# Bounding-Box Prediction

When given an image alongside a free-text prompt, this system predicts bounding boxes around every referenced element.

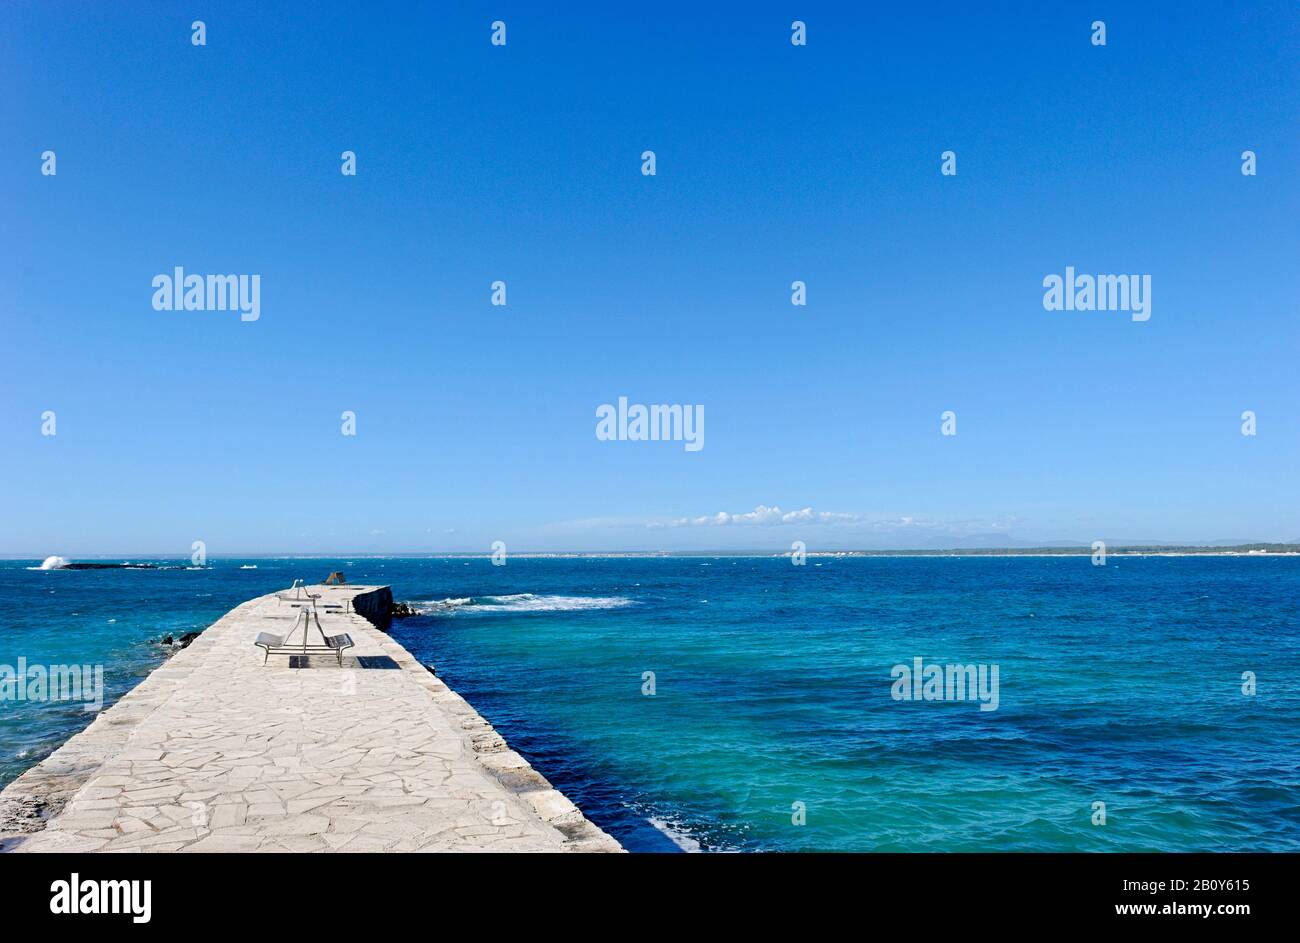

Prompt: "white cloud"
[664,505,860,528]
[654,505,1021,533]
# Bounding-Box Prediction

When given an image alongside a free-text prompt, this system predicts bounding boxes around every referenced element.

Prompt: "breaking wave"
[416,593,635,614]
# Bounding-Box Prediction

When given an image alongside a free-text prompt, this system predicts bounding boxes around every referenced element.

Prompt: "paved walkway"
[0,586,620,853]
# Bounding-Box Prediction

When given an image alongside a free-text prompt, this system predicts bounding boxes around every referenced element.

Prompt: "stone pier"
[0,585,620,853]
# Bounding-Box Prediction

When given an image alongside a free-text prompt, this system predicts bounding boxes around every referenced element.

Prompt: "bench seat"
[254,631,354,666]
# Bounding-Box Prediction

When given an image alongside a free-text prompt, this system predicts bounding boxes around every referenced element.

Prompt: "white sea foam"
[417,593,634,614]
[31,555,69,571]
[477,593,634,612]
[647,816,702,852]
[420,597,474,612]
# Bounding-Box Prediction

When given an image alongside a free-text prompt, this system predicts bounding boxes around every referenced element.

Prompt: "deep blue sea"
[2,555,1298,851]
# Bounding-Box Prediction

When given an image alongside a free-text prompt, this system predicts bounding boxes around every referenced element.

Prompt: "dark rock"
[391,602,419,619]
[63,563,157,570]
[160,634,174,646]
[177,632,201,648]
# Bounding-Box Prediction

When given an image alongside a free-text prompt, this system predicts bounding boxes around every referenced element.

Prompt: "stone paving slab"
[0,586,621,853]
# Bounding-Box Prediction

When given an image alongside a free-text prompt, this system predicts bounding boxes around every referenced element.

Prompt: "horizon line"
[6,542,1300,561]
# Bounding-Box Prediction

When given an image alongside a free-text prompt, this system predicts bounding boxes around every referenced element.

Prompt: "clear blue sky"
[2,2,1297,554]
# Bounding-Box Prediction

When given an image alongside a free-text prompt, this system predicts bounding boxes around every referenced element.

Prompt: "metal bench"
[322,633,354,666]
[277,580,351,613]
[255,631,286,664]
[255,600,356,666]
[276,579,316,605]
[255,630,354,666]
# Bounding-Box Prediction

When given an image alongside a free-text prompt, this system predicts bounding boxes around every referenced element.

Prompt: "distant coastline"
[413,544,1300,559]
[7,543,1300,561]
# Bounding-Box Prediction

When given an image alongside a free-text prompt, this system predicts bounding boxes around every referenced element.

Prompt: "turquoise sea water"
[2,556,1298,852]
